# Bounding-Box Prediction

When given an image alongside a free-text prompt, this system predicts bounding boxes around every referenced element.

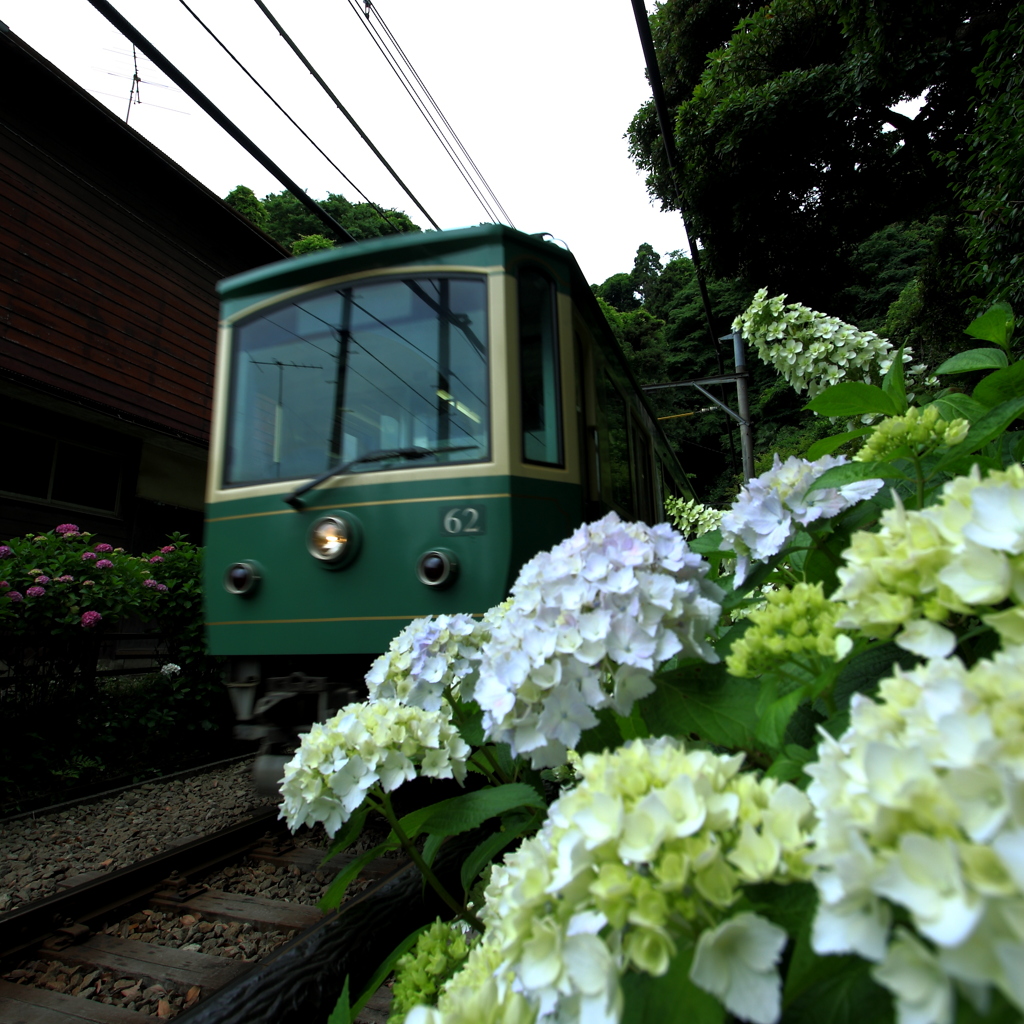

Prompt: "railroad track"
[0,808,422,1024]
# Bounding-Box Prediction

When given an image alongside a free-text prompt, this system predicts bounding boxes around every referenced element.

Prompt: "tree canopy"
[627,0,1015,312]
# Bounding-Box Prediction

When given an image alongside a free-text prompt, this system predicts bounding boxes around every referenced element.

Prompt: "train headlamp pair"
[224,511,458,593]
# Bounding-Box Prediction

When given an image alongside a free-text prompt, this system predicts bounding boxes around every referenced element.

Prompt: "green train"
[204,225,694,771]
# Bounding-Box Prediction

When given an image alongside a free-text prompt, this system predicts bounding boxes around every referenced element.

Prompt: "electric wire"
[351,0,514,227]
[172,0,402,233]
[249,0,441,231]
[83,0,357,244]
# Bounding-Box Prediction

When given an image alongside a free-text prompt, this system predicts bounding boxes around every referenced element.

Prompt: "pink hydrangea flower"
[26,586,45,598]
[82,580,95,586]
[156,583,168,592]
[95,559,113,569]
[0,581,8,589]
[81,552,96,561]
[0,545,12,558]
[56,575,73,583]
[160,545,176,553]
[35,576,50,584]
[7,591,23,602]
[55,524,79,535]
[143,578,160,589]
[81,610,102,627]
[94,543,113,553]
[149,556,164,563]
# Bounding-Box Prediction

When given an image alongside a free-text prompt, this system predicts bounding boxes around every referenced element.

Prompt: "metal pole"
[732,330,755,481]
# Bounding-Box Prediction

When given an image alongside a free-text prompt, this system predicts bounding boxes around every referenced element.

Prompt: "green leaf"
[318,841,396,911]
[326,976,352,1024]
[615,701,650,741]
[455,705,484,745]
[934,347,1009,374]
[644,662,760,750]
[620,944,724,1024]
[755,685,808,751]
[964,302,1014,351]
[459,817,536,892]
[804,427,872,461]
[881,345,907,413]
[933,395,1024,473]
[973,361,1024,407]
[396,783,545,841]
[349,925,430,1021]
[784,951,893,1024]
[805,461,905,494]
[930,393,990,424]
[422,832,444,870]
[689,528,723,554]
[325,805,370,860]
[805,382,896,418]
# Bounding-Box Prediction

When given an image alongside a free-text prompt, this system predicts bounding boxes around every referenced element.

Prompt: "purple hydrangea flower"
[26,586,45,598]
[81,610,102,627]
[0,580,9,589]
[55,524,79,536]
[160,545,176,553]
[35,576,50,584]
[94,543,113,553]
[149,556,164,563]
[156,584,168,592]
[143,578,159,589]
[81,552,96,561]
[56,575,74,583]
[0,545,12,558]
[7,591,23,602]
[95,559,113,569]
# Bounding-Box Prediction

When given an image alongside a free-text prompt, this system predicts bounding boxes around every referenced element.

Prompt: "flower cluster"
[81,610,102,627]
[160,663,181,678]
[278,698,470,836]
[834,464,1024,657]
[663,497,724,540]
[406,737,813,1024]
[855,405,970,463]
[805,647,1024,1021]
[392,920,477,1022]
[54,524,79,536]
[366,613,485,711]
[462,514,723,768]
[733,289,917,399]
[726,582,852,677]
[720,454,883,584]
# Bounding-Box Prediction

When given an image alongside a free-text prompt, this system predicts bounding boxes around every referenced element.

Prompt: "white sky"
[3,0,691,285]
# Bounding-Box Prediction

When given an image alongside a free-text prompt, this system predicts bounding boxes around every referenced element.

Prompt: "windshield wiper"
[284,445,478,509]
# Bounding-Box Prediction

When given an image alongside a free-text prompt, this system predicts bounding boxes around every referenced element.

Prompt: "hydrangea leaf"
[459,815,537,893]
[756,684,811,752]
[965,302,1014,351]
[934,347,1009,374]
[621,943,725,1024]
[351,924,430,1021]
[325,805,370,859]
[325,975,352,1024]
[881,345,908,414]
[805,461,905,495]
[972,360,1024,407]
[319,840,398,911]
[690,527,724,554]
[397,782,545,840]
[805,427,873,461]
[933,395,1024,473]
[644,661,759,750]
[931,393,991,423]
[804,382,897,417]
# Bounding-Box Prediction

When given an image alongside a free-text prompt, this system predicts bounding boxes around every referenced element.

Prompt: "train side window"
[599,373,633,516]
[519,267,563,466]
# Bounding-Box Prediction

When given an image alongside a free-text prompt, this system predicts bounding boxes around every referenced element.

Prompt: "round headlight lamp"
[307,512,362,568]
[224,561,262,596]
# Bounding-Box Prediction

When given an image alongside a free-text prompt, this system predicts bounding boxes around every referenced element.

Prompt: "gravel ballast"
[0,759,276,914]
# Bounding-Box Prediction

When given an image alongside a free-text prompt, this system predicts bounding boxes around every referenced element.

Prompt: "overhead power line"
[250,0,441,231]
[172,0,402,233]
[351,0,514,227]
[83,0,357,244]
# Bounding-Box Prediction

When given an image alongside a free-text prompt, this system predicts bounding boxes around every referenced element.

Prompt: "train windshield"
[224,276,489,486]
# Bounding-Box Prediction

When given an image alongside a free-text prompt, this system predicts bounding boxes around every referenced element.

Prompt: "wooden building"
[0,23,286,549]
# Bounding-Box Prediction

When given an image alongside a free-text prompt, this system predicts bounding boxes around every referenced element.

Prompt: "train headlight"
[307,513,362,568]
[224,561,262,596]
[416,548,458,588]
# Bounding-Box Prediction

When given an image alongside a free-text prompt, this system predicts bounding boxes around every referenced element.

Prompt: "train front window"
[225,276,489,486]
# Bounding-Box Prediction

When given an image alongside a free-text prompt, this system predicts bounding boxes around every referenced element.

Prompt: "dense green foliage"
[627,0,1013,314]
[259,190,419,248]
[224,184,268,229]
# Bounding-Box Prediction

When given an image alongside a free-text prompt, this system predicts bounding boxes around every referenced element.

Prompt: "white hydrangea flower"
[402,737,814,1024]
[366,613,484,710]
[278,698,469,836]
[733,289,918,400]
[720,454,883,583]
[804,646,1024,1019]
[463,513,724,768]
